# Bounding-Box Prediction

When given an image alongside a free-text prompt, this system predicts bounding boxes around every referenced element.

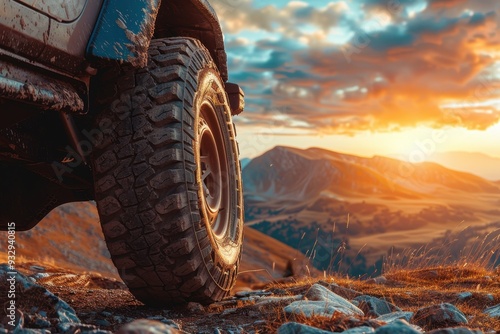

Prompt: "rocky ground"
[0,263,499,333]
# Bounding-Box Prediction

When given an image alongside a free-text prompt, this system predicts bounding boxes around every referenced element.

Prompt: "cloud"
[216,0,500,133]
[213,0,348,36]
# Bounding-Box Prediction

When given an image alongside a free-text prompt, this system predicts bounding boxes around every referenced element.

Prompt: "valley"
[243,146,500,276]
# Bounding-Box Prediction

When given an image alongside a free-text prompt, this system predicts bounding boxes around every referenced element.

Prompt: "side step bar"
[0,59,84,113]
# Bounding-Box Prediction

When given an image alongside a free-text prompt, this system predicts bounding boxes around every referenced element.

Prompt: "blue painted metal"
[86,0,228,79]
[86,0,160,66]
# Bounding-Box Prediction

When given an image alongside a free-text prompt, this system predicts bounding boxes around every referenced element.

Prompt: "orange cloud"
[219,1,500,134]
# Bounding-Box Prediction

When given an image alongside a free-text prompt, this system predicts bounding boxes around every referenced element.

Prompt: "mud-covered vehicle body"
[0,0,244,304]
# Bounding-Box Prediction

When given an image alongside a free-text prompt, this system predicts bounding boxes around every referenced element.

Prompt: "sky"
[212,0,500,162]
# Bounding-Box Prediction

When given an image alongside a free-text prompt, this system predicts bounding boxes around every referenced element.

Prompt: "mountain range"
[1,146,498,284]
[243,146,500,276]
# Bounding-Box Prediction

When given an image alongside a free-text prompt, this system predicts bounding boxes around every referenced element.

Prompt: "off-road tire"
[91,37,243,305]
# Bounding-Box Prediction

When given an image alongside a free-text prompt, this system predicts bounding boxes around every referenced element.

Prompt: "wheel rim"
[199,102,230,240]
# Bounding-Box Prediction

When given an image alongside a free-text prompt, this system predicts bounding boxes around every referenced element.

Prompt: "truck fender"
[86,0,161,68]
[86,0,228,81]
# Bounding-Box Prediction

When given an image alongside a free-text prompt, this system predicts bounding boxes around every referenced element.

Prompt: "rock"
[2,309,24,330]
[272,288,288,295]
[304,284,364,315]
[426,328,483,334]
[145,317,179,329]
[159,319,180,329]
[235,290,272,298]
[366,276,388,285]
[485,294,494,302]
[57,323,105,333]
[456,292,473,301]
[54,301,80,324]
[277,322,334,334]
[374,319,421,333]
[116,319,182,334]
[186,302,205,314]
[0,267,80,326]
[29,266,46,272]
[353,295,401,317]
[94,319,111,327]
[113,316,128,324]
[32,318,51,329]
[0,265,80,327]
[254,295,303,307]
[252,320,267,326]
[27,313,51,329]
[376,311,413,323]
[484,304,500,318]
[10,329,50,334]
[221,308,238,316]
[412,303,467,330]
[212,326,242,334]
[30,273,50,280]
[305,284,338,301]
[317,281,363,299]
[341,326,375,333]
[0,266,34,290]
[284,300,364,318]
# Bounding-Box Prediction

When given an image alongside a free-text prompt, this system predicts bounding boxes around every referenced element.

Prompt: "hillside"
[0,202,119,279]
[0,202,313,289]
[238,226,317,288]
[243,146,500,276]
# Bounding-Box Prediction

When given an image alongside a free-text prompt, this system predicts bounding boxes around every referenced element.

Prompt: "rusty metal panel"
[40,0,103,71]
[0,0,50,59]
[0,58,85,112]
[13,0,87,23]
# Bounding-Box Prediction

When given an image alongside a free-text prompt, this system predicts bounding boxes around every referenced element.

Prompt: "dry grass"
[265,311,380,333]
[383,227,500,274]
[248,221,500,332]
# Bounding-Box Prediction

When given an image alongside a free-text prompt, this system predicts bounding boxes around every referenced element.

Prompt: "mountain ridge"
[243,146,500,202]
[243,146,500,276]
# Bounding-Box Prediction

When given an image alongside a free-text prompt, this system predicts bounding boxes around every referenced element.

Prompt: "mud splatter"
[0,61,84,112]
[114,0,160,68]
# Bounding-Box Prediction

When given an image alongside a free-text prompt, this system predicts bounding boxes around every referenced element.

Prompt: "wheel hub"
[198,105,230,239]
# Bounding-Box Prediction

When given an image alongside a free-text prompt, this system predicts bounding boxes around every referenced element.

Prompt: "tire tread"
[92,38,242,305]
